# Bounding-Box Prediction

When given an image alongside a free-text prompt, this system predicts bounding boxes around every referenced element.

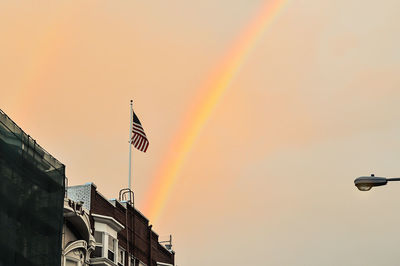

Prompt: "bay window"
[92,231,104,258]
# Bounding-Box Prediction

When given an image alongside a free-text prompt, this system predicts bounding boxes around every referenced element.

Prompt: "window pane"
[94,231,103,244]
[108,250,115,261]
[91,246,102,258]
[108,236,115,250]
[118,248,124,264]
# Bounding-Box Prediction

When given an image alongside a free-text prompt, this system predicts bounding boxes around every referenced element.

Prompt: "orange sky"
[2,1,400,265]
[142,0,289,223]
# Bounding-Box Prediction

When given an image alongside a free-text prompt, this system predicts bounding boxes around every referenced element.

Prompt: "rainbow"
[14,3,71,115]
[143,0,288,222]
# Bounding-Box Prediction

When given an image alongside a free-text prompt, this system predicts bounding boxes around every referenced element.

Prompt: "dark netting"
[0,110,65,266]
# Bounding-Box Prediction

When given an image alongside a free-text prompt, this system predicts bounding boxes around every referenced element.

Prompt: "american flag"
[131,111,149,152]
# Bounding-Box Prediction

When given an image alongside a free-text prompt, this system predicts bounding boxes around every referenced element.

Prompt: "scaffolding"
[0,109,65,266]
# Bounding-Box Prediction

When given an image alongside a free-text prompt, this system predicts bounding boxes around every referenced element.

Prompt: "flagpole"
[127,100,133,261]
[128,100,133,191]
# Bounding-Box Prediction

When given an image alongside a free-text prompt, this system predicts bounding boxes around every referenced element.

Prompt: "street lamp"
[354,174,400,191]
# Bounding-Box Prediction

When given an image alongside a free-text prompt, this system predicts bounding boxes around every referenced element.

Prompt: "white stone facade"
[62,198,96,266]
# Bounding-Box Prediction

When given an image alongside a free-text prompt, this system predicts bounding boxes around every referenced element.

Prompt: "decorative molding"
[64,240,87,255]
[63,197,96,265]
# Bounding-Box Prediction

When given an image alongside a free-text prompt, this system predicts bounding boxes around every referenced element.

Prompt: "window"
[131,257,145,266]
[91,231,103,258]
[94,231,102,243]
[108,236,116,262]
[130,256,136,266]
[118,246,125,266]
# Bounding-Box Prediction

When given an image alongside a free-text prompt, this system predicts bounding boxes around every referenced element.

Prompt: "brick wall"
[88,184,175,266]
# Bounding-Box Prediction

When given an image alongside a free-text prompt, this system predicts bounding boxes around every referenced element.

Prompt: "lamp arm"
[387,178,400,182]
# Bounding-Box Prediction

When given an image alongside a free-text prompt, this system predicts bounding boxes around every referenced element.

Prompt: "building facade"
[62,198,96,266]
[68,183,175,266]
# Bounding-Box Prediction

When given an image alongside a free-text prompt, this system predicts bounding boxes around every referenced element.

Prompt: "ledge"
[92,213,125,232]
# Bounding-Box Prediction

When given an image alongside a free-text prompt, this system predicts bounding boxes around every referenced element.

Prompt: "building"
[62,198,96,266]
[68,183,175,266]
[0,109,175,266]
[0,109,65,266]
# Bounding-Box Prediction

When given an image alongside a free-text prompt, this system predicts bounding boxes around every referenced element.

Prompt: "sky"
[1,0,400,265]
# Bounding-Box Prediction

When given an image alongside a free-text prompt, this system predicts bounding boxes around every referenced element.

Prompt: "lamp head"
[354,174,387,191]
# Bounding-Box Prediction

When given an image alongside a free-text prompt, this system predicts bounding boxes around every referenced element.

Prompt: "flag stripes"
[131,111,149,152]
